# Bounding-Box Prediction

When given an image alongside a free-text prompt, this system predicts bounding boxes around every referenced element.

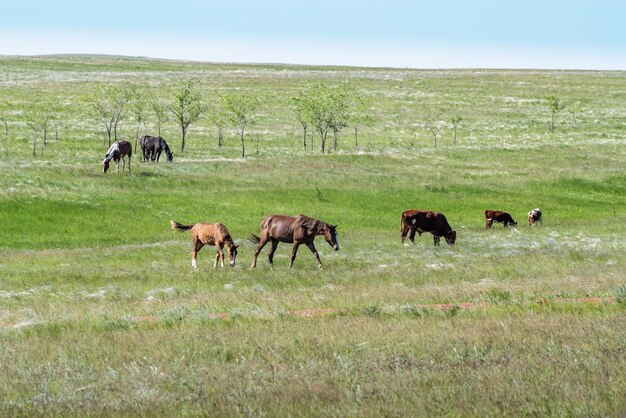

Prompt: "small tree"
[301,82,353,154]
[149,97,168,137]
[545,95,565,133]
[290,94,310,149]
[207,104,227,147]
[450,115,463,144]
[129,88,148,153]
[92,85,131,147]
[26,99,59,153]
[220,92,260,158]
[424,119,443,148]
[350,95,375,147]
[169,80,203,152]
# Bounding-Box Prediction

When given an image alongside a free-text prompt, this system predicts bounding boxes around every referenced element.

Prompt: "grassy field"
[1,56,625,416]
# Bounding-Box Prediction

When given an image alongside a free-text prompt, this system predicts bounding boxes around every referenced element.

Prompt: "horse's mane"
[104,142,119,161]
[294,215,329,233]
[215,223,234,244]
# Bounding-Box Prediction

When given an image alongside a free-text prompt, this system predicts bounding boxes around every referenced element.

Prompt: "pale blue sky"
[1,1,625,69]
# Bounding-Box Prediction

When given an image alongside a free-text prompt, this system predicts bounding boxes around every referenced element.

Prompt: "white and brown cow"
[528,208,543,225]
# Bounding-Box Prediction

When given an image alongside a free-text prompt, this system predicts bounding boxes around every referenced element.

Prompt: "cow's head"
[444,230,457,245]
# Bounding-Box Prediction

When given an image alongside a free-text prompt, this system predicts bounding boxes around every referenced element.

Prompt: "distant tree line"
[0,82,582,157]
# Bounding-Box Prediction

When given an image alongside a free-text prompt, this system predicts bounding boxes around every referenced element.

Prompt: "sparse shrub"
[486,288,512,304]
[361,305,381,317]
[614,285,626,304]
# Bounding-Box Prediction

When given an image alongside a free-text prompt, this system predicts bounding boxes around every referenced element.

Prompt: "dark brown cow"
[485,210,517,228]
[400,210,457,245]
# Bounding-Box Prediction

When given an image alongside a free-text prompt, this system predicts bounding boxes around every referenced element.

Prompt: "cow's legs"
[409,228,417,244]
[433,234,441,246]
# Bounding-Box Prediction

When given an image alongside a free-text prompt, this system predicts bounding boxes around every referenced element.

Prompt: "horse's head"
[324,225,340,251]
[166,150,173,162]
[444,230,457,245]
[227,243,239,267]
[102,158,110,173]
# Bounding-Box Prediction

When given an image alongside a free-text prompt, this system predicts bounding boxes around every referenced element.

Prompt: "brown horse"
[171,220,239,268]
[250,214,339,269]
[102,141,132,174]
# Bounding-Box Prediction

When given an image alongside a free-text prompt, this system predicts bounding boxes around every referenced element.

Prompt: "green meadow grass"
[0,56,625,416]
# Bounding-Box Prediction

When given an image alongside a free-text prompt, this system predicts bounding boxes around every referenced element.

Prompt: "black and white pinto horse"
[102,141,132,174]
[140,135,173,163]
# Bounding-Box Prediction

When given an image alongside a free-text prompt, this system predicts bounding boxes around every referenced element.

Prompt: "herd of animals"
[101,136,172,174]
[99,140,543,269]
[169,209,543,270]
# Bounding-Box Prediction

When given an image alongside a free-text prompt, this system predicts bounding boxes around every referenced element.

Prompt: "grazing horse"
[140,135,173,162]
[102,141,132,174]
[250,214,339,269]
[171,220,239,268]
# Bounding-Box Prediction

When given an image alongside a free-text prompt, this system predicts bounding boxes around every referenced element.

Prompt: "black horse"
[140,135,173,162]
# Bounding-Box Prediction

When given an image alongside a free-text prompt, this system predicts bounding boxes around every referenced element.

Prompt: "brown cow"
[400,210,457,245]
[485,210,517,228]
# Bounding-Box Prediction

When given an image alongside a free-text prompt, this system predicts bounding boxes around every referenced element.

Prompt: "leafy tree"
[290,94,310,149]
[545,95,565,133]
[300,82,353,154]
[220,92,261,158]
[169,80,203,152]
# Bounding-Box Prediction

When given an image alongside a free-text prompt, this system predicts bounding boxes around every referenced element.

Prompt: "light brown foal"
[171,220,239,268]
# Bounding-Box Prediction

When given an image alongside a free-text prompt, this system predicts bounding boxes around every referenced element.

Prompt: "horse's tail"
[171,220,195,232]
[249,234,261,244]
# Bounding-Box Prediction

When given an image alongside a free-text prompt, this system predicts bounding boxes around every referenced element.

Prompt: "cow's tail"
[171,220,195,232]
[400,213,409,232]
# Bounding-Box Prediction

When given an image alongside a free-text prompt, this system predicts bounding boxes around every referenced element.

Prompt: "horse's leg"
[115,159,120,175]
[250,234,269,268]
[214,243,225,268]
[286,241,301,268]
[305,242,323,270]
[192,238,204,269]
[213,244,224,269]
[268,238,279,269]
[128,153,131,173]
